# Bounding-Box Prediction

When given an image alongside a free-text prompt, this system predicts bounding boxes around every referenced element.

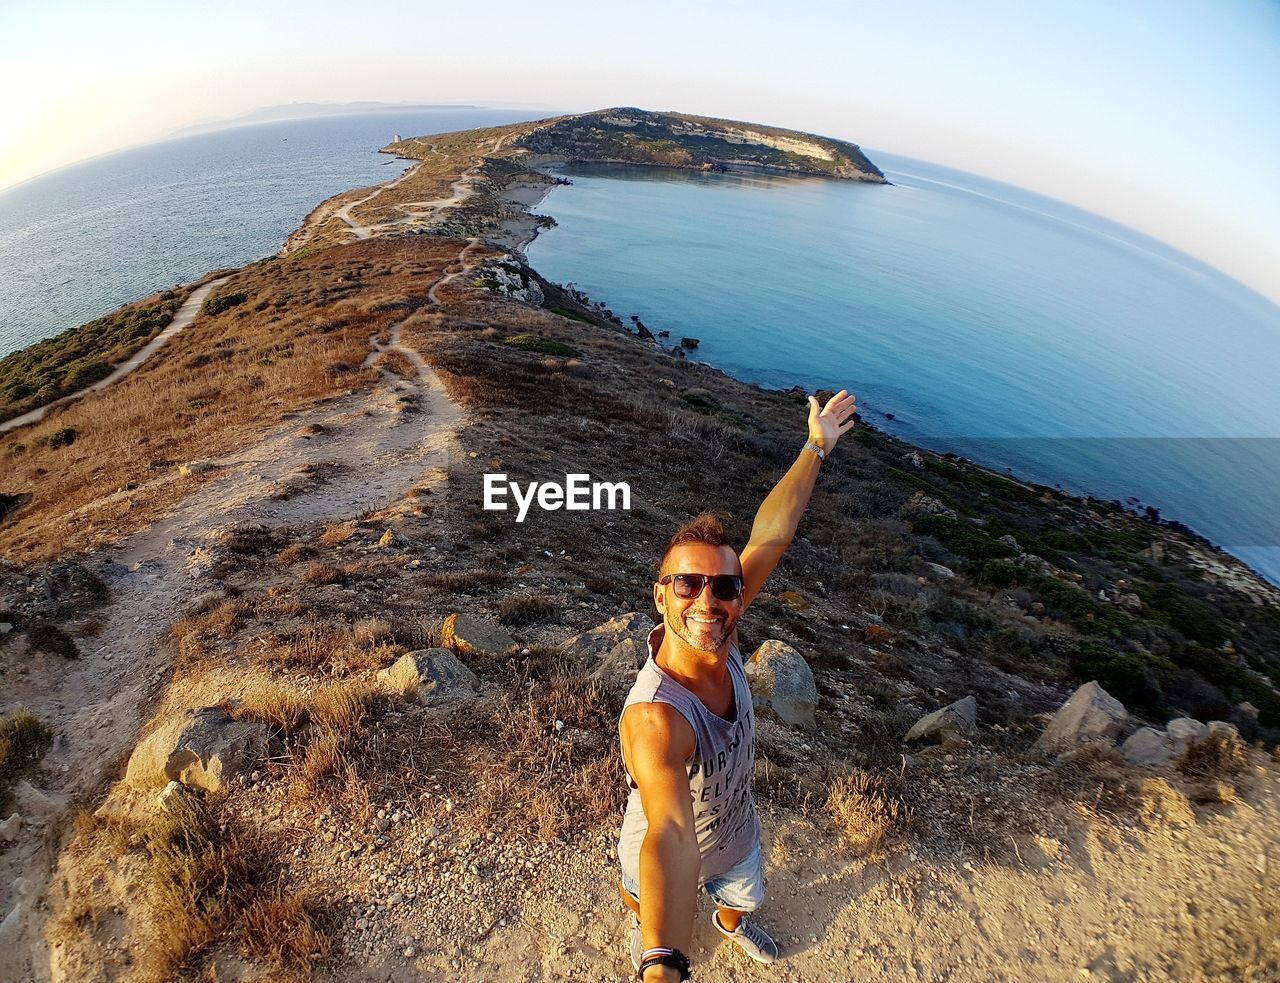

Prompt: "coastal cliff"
[1,109,1278,982]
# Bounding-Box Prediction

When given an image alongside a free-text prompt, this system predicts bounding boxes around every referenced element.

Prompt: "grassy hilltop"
[0,109,1278,981]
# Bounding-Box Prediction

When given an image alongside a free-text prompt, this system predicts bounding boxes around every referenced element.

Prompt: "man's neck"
[656,625,730,690]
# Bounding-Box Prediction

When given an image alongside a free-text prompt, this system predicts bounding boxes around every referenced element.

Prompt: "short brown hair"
[659,512,740,576]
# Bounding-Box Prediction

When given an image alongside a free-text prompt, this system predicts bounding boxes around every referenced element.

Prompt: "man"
[617,389,858,981]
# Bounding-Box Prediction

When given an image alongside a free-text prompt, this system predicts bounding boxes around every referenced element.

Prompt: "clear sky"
[1,0,1277,305]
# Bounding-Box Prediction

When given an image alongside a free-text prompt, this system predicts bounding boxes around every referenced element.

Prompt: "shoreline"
[497,167,1279,595]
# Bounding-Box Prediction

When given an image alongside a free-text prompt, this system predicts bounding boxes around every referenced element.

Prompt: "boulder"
[1121,727,1172,767]
[441,613,516,658]
[1166,717,1208,757]
[0,814,20,842]
[744,640,817,730]
[924,563,955,581]
[1207,720,1241,742]
[125,707,267,792]
[560,613,654,668]
[588,637,648,696]
[1034,681,1127,753]
[904,696,977,745]
[378,648,479,704]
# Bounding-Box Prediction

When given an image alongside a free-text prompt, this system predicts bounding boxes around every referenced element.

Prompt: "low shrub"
[502,334,580,357]
[46,427,77,449]
[0,709,53,793]
[200,291,248,317]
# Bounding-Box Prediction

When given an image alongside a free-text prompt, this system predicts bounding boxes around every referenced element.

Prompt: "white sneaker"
[713,910,780,963]
[629,911,643,971]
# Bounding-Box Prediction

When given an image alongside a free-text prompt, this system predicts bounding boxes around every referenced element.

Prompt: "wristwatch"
[803,440,826,462]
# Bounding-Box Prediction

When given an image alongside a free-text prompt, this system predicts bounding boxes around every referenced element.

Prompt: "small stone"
[0,813,21,841]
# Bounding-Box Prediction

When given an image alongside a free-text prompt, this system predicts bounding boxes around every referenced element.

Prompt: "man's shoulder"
[621,699,696,761]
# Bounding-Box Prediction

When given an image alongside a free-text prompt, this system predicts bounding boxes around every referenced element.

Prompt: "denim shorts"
[620,840,765,912]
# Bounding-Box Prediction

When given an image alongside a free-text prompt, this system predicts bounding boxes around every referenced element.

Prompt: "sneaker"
[712,910,780,963]
[629,911,643,972]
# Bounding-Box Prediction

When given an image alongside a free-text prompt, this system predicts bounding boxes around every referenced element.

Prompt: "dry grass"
[278,542,318,566]
[1137,776,1197,829]
[1,708,53,797]
[237,884,333,973]
[300,562,343,585]
[447,657,626,841]
[317,520,357,546]
[824,768,913,857]
[137,795,247,978]
[251,620,399,676]
[422,568,507,592]
[497,593,558,626]
[374,349,418,380]
[0,238,459,565]
[235,672,377,737]
[1178,730,1248,777]
[170,599,250,666]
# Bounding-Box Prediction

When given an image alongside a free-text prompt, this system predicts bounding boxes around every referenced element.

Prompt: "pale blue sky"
[1,0,1277,304]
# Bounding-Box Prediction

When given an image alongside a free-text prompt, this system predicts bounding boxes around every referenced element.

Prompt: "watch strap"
[804,440,827,462]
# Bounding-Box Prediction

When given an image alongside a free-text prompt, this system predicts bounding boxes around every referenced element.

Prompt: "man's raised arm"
[739,389,858,610]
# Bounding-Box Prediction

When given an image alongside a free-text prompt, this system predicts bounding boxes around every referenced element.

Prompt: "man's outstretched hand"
[807,389,858,455]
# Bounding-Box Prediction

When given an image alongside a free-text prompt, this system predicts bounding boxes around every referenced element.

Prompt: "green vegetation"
[200,291,248,317]
[502,334,580,357]
[0,293,181,422]
[911,515,1018,561]
[47,426,77,449]
[473,277,501,290]
[549,306,593,324]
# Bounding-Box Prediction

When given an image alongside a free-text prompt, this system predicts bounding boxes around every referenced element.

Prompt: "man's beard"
[665,605,737,654]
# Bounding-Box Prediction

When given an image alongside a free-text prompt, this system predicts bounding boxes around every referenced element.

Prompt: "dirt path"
[332,165,421,240]
[335,137,506,240]
[0,277,230,435]
[0,258,470,980]
[322,775,1280,983]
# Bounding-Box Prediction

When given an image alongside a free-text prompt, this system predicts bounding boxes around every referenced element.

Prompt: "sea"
[1,115,1277,585]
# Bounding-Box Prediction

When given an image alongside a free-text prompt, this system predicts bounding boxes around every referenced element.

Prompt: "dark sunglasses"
[659,573,744,601]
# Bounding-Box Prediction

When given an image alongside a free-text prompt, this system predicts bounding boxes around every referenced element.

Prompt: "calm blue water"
[526,158,1280,586]
[0,108,548,357]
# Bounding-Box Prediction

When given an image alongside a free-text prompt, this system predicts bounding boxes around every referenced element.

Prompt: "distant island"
[284,107,887,255]
[168,100,489,138]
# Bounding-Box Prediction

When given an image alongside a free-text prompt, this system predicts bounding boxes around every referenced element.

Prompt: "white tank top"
[616,623,762,886]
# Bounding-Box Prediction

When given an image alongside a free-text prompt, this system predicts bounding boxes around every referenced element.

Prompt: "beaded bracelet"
[636,947,691,980]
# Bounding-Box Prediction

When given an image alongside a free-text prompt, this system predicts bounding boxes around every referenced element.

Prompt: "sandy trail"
[0,252,471,981]
[336,137,507,239]
[0,277,230,436]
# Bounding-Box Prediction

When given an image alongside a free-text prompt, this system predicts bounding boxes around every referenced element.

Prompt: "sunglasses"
[659,573,744,601]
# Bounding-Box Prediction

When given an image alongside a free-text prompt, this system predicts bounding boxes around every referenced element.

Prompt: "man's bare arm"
[620,701,699,972]
[739,389,858,609]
